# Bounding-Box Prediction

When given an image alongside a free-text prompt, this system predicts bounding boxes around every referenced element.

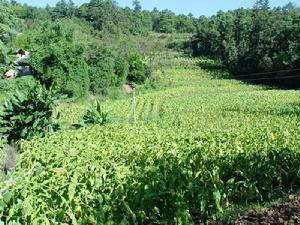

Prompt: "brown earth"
[234,195,300,225]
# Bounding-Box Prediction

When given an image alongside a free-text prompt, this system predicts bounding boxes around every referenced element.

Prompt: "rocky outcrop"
[4,69,16,79]
[3,49,31,79]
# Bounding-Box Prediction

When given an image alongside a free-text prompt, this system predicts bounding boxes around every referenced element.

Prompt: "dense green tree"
[51,0,76,18]
[89,57,115,93]
[84,37,130,94]
[175,14,196,33]
[11,0,196,36]
[78,0,122,31]
[85,35,149,93]
[10,0,18,5]
[30,21,89,98]
[0,0,19,43]
[11,3,51,30]
[128,9,152,35]
[152,10,176,33]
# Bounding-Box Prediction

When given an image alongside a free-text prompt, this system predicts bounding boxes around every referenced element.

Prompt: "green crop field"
[1,0,299,223]
[1,56,300,224]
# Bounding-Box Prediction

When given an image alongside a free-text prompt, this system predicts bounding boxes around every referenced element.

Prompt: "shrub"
[89,57,115,94]
[127,52,147,83]
[114,56,129,85]
[0,85,60,143]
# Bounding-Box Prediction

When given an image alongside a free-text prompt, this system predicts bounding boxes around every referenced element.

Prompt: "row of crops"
[1,58,300,224]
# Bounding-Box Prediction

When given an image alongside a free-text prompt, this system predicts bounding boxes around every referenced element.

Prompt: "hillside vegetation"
[0,0,300,224]
[189,1,300,87]
[1,51,300,223]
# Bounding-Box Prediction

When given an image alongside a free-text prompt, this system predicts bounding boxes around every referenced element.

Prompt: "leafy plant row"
[0,109,299,224]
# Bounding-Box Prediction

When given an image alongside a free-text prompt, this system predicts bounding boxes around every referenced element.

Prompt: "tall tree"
[51,0,76,18]
[152,10,176,33]
[133,0,141,11]
[254,0,270,10]
[78,0,121,31]
[10,0,18,6]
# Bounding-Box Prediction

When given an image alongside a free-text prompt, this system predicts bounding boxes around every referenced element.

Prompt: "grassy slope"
[1,54,300,223]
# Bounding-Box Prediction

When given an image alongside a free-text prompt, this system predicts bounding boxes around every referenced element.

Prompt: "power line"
[226,68,300,79]
[238,74,300,82]
[168,87,276,101]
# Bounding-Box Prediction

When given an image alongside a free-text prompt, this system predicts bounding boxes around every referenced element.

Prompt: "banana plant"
[0,85,60,144]
[83,100,110,126]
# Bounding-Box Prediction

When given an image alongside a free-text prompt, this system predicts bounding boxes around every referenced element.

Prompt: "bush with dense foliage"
[84,33,149,93]
[30,21,89,98]
[0,85,59,144]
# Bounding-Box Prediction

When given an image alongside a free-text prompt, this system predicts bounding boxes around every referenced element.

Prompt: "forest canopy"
[189,1,300,79]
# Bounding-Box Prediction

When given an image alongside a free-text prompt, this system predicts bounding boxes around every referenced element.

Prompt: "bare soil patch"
[235,195,300,225]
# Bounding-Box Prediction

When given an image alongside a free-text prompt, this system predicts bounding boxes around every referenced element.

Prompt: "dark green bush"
[87,45,149,93]
[0,85,59,143]
[114,55,129,85]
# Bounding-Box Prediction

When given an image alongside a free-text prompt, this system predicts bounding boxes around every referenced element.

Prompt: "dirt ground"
[234,195,300,225]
